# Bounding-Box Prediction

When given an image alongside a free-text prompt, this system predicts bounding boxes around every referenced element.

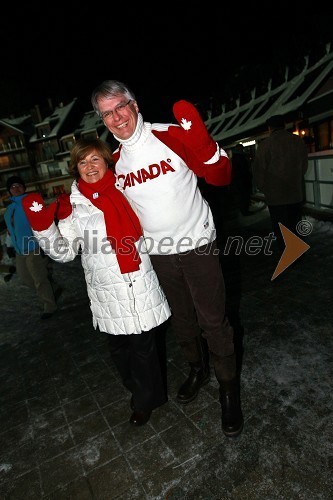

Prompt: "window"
[36,124,51,139]
[60,137,75,152]
[317,122,329,151]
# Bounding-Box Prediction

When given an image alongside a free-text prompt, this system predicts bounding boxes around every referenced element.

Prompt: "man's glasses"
[101,100,132,121]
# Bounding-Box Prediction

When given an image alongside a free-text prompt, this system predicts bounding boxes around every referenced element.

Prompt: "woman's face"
[77,149,108,183]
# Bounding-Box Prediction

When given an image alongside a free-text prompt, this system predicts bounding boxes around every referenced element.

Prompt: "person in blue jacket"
[4,175,58,319]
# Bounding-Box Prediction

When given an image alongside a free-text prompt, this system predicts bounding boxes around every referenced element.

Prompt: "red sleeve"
[152,130,232,187]
[112,148,121,164]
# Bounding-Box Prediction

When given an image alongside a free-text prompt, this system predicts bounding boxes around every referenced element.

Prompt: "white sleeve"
[204,144,229,164]
[32,216,79,263]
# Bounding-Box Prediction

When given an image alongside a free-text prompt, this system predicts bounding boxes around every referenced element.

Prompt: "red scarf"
[78,169,142,274]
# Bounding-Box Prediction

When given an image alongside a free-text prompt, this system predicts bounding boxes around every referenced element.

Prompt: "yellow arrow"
[271,223,310,280]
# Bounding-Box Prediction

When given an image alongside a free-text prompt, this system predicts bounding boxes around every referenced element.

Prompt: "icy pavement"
[0,210,332,499]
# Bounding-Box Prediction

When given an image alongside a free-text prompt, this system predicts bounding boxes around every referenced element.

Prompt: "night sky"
[1,5,332,122]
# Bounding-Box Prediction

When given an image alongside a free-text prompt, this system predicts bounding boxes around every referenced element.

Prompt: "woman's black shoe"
[129,410,151,426]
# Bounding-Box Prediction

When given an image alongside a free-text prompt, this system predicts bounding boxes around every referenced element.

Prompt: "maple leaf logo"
[29,201,43,212]
[180,117,192,131]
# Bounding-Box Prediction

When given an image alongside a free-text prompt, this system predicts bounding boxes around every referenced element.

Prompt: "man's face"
[97,96,139,140]
[9,183,25,196]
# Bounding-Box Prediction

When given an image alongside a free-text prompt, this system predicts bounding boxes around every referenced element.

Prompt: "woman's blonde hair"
[69,138,114,179]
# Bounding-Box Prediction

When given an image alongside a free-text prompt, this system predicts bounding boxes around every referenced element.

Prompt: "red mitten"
[168,100,217,162]
[55,193,72,220]
[22,193,57,231]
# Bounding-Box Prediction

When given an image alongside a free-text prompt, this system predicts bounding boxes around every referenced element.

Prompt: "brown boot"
[177,362,210,404]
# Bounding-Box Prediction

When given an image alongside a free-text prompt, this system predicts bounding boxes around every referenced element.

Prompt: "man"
[253,115,308,251]
[91,80,243,437]
[4,176,59,319]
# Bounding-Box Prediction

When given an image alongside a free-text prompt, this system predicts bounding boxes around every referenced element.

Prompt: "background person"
[0,232,16,282]
[22,138,171,426]
[231,143,253,216]
[4,176,59,319]
[253,115,308,251]
[91,80,243,437]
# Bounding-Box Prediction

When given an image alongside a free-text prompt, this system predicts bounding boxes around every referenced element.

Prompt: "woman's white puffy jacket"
[33,182,171,335]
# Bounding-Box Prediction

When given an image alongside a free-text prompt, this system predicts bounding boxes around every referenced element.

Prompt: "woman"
[22,138,171,426]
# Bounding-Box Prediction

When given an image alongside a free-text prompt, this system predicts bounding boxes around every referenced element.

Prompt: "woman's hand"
[22,193,57,231]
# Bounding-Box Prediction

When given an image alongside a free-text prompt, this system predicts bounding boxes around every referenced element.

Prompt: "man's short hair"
[266,115,285,129]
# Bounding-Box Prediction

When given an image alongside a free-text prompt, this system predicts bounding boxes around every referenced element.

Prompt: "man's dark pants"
[151,241,236,382]
[268,202,304,250]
